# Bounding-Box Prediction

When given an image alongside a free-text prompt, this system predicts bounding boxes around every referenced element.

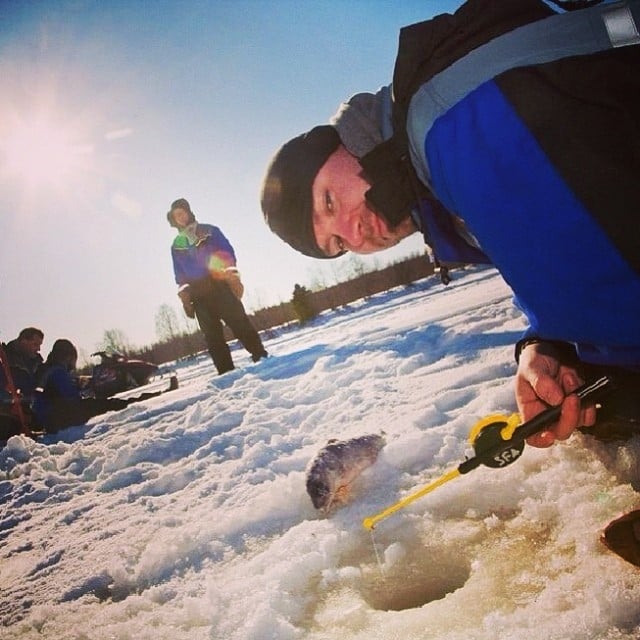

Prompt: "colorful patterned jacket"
[171,223,237,295]
[362,0,640,370]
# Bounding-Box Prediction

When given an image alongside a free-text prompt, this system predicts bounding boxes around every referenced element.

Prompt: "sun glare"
[2,114,93,191]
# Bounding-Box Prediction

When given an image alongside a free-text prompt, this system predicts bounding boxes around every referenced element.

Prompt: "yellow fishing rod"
[363,375,613,531]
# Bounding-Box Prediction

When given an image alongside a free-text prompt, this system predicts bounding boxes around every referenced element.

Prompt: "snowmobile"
[89,351,159,399]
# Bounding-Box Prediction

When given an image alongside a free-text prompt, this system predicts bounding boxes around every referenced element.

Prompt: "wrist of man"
[514,337,544,363]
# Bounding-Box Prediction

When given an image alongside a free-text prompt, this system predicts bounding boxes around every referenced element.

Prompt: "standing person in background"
[167,198,268,374]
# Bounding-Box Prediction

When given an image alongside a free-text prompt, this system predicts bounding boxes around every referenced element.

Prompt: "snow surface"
[1,267,639,640]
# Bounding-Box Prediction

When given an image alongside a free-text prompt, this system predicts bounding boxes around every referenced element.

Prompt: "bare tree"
[343,254,368,279]
[182,315,199,334]
[155,304,181,342]
[306,265,330,291]
[244,286,270,314]
[99,328,131,355]
[77,347,92,370]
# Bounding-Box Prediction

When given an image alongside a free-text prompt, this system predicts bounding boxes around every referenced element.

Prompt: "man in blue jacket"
[168,198,267,374]
[260,0,640,564]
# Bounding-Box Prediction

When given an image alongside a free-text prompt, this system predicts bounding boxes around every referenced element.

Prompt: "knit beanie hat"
[260,125,341,258]
[167,198,196,228]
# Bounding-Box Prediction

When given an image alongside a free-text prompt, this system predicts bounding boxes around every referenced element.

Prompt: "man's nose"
[341,212,364,249]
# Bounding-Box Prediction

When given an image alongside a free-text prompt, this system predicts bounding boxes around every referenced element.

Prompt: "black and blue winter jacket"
[388,0,640,370]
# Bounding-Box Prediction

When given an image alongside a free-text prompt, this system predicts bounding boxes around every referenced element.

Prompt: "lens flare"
[208,252,234,274]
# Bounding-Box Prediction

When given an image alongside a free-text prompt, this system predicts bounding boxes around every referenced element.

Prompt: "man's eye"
[325,191,333,212]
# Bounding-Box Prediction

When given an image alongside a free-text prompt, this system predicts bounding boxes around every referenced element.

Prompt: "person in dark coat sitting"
[33,339,174,433]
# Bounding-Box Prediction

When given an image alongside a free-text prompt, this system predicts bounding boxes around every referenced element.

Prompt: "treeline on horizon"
[90,253,465,369]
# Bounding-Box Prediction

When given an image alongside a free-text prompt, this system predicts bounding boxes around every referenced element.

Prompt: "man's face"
[311,145,416,257]
[20,335,42,358]
[172,207,191,228]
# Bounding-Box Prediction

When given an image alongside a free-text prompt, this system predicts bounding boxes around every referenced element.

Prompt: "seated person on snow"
[0,327,44,437]
[33,339,170,433]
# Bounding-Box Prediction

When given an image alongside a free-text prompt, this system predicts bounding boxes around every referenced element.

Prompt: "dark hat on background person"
[260,125,341,259]
[167,198,196,228]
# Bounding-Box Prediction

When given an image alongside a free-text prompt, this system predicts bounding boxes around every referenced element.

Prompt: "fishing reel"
[467,413,524,469]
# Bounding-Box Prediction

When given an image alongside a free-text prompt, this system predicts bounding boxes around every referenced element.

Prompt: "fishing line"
[368,528,386,574]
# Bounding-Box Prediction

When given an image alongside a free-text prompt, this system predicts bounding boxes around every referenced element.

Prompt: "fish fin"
[322,487,350,515]
[322,494,335,515]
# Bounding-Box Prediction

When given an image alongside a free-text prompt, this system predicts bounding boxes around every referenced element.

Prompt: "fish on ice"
[305,433,386,512]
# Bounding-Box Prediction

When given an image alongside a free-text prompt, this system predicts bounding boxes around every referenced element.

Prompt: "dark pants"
[44,397,128,432]
[192,279,267,374]
[0,401,35,439]
[0,414,23,440]
[43,389,166,433]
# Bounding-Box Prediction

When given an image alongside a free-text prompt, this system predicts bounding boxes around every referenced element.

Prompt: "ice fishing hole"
[357,547,470,611]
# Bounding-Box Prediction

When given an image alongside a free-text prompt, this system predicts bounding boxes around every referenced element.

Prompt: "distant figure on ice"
[0,327,44,437]
[167,197,268,374]
[259,2,640,563]
[33,339,176,433]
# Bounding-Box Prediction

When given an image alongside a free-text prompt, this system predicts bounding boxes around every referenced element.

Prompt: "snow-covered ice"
[2,267,639,640]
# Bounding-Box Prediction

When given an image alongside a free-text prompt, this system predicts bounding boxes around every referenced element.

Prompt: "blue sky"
[0,0,462,361]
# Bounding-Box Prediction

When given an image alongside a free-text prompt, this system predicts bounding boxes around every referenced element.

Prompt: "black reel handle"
[458,375,614,475]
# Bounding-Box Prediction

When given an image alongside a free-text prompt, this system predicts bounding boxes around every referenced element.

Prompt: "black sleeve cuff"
[514,337,578,365]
